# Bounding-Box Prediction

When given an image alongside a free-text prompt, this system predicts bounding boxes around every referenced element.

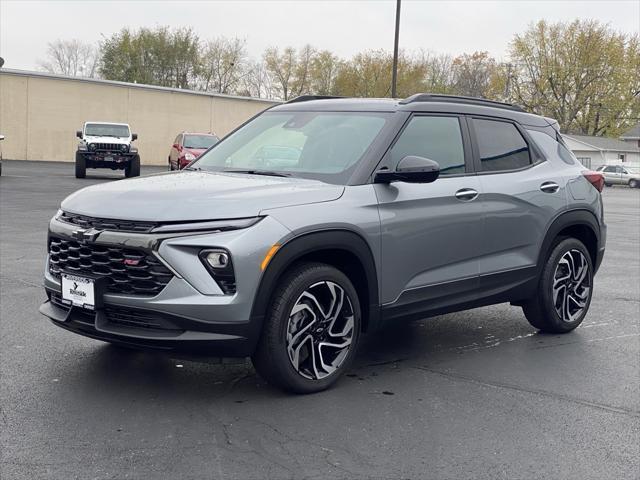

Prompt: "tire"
[522,237,593,333]
[629,179,638,189]
[252,262,362,394]
[75,152,86,178]
[168,156,174,171]
[125,155,140,177]
[604,182,612,187]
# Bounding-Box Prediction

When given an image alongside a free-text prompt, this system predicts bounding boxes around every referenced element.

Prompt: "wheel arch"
[538,209,602,272]
[250,229,381,333]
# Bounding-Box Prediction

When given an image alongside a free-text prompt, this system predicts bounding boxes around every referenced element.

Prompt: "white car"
[596,165,640,188]
[76,122,140,178]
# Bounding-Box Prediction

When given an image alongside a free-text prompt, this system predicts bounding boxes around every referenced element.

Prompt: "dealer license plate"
[104,156,114,162]
[61,274,95,309]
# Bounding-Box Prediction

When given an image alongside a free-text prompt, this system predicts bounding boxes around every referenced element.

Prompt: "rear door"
[374,114,483,313]
[469,117,565,286]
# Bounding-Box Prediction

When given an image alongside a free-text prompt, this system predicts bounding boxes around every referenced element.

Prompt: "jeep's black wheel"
[252,262,361,394]
[125,155,140,177]
[522,238,593,333]
[75,152,86,178]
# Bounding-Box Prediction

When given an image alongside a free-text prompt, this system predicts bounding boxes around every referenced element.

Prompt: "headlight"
[88,143,96,151]
[184,152,196,161]
[121,144,129,152]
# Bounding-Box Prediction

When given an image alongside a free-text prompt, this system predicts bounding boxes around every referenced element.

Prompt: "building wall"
[0,70,277,164]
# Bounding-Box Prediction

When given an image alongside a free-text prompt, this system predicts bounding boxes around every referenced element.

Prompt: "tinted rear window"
[473,119,531,172]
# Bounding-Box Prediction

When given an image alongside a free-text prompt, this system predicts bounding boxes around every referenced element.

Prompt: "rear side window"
[390,116,466,175]
[473,119,531,172]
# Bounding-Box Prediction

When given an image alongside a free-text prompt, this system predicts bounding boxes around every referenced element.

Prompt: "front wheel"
[252,262,361,393]
[629,179,638,189]
[75,152,86,178]
[125,155,140,177]
[522,238,593,333]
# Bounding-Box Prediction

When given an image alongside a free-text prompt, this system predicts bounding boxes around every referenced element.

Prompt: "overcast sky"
[1,0,638,71]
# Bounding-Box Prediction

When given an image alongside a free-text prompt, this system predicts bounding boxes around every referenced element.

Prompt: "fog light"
[205,251,229,269]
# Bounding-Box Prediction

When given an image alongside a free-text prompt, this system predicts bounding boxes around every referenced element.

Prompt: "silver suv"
[596,164,640,188]
[40,94,607,393]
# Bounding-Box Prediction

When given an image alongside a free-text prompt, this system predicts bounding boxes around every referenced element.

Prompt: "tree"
[99,26,200,89]
[309,50,342,95]
[38,39,99,77]
[199,37,248,93]
[239,60,275,99]
[451,51,497,98]
[263,47,298,101]
[507,19,640,136]
[334,50,429,98]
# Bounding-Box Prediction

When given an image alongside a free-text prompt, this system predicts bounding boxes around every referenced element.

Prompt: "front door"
[374,114,483,319]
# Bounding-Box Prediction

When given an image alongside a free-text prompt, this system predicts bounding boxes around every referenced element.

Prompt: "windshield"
[84,124,130,138]
[192,111,390,184]
[184,134,219,149]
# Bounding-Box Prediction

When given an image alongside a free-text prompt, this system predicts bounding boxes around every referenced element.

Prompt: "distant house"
[620,123,640,149]
[563,134,640,170]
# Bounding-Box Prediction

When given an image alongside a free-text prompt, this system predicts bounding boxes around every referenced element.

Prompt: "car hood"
[83,135,130,144]
[61,171,344,222]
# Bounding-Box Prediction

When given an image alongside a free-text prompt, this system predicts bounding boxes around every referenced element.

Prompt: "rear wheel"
[252,262,361,393]
[522,238,593,333]
[604,182,612,187]
[125,155,140,177]
[629,179,638,189]
[75,152,86,178]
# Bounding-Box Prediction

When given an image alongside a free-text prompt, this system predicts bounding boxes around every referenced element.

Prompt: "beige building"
[0,69,278,165]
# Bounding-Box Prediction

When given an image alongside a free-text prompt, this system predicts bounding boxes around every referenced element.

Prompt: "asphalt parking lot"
[1,160,639,480]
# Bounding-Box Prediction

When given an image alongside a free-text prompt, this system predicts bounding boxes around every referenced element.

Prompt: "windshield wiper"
[223,169,291,177]
[184,166,202,171]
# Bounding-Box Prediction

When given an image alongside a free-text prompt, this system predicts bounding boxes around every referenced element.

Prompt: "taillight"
[582,171,604,192]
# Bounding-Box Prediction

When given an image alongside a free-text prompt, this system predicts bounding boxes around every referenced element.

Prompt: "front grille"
[59,211,157,233]
[48,236,173,295]
[93,143,126,152]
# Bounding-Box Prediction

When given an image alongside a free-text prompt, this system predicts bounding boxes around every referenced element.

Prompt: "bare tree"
[38,39,99,77]
[239,60,275,99]
[264,47,297,100]
[199,37,248,93]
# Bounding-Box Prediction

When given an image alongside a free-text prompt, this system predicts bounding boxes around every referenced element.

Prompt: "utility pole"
[391,0,401,98]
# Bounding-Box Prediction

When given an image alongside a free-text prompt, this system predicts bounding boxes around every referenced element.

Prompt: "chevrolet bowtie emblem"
[72,228,101,242]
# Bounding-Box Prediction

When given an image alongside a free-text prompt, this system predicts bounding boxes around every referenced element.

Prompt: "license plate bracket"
[61,273,106,310]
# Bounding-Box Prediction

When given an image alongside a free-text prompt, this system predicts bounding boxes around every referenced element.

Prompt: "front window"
[84,124,130,138]
[184,135,219,149]
[192,111,390,184]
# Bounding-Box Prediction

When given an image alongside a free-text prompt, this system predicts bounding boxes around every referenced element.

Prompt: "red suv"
[168,132,219,170]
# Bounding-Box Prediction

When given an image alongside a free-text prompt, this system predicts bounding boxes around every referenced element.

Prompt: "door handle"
[455,188,478,201]
[540,181,560,193]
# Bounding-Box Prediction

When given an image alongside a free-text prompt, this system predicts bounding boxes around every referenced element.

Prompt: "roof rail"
[399,93,525,112]
[285,95,346,104]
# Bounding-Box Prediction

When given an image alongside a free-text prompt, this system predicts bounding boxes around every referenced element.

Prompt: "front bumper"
[40,214,291,356]
[80,151,137,169]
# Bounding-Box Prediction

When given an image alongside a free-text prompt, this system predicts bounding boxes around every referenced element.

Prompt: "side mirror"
[76,130,83,139]
[0,135,4,141]
[132,133,138,141]
[374,156,440,184]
